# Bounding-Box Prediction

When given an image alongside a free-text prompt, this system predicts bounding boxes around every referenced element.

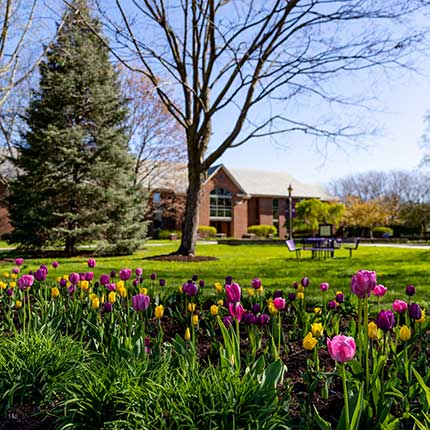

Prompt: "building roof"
[143,163,331,200]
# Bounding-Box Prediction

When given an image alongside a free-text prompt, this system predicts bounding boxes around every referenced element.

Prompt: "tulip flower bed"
[0,258,429,430]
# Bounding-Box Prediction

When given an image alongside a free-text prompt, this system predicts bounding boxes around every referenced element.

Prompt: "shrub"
[372,226,394,238]
[157,230,182,240]
[197,226,217,239]
[247,225,277,238]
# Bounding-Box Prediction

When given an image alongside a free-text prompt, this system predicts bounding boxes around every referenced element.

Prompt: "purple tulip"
[119,268,132,281]
[100,274,110,285]
[223,315,233,328]
[242,312,258,325]
[132,294,151,312]
[132,278,139,287]
[68,285,76,295]
[87,258,96,268]
[135,268,143,277]
[409,303,422,320]
[34,269,47,282]
[258,314,270,326]
[373,284,387,297]
[328,300,337,310]
[192,274,198,282]
[405,285,416,297]
[85,272,94,282]
[376,309,395,331]
[15,258,24,266]
[150,272,157,281]
[59,279,67,288]
[252,303,261,314]
[251,278,262,289]
[319,282,329,292]
[225,275,233,285]
[351,270,377,299]
[103,302,113,313]
[68,272,80,285]
[292,281,298,289]
[12,267,20,275]
[107,283,117,292]
[110,270,116,278]
[18,274,34,291]
[6,288,13,297]
[52,261,59,269]
[392,299,408,313]
[159,279,166,287]
[301,277,310,288]
[335,293,345,304]
[182,281,199,296]
[79,273,86,281]
[288,292,296,301]
[225,282,241,304]
[199,279,205,288]
[273,290,283,298]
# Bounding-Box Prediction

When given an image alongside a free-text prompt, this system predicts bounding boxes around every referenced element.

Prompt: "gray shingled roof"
[141,163,330,199]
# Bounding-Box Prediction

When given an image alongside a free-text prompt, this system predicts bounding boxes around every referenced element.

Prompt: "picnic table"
[301,238,339,258]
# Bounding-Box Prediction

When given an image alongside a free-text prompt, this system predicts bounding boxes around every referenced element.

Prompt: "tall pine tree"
[8,0,146,255]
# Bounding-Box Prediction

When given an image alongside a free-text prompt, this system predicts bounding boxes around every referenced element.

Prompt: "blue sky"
[219,65,430,187]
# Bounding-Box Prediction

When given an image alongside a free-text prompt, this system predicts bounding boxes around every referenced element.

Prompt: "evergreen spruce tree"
[8,0,146,255]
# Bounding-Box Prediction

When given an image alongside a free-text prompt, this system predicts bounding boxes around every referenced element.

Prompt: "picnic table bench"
[285,237,360,258]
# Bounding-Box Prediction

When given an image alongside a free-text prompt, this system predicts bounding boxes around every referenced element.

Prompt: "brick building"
[147,164,330,238]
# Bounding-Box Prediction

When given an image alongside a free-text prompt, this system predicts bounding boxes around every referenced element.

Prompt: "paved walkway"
[361,243,430,250]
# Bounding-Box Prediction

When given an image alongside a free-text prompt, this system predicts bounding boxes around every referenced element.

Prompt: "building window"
[210,188,232,219]
[152,192,162,222]
[272,198,279,226]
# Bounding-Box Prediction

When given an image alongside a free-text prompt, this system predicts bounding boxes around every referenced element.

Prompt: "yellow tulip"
[210,305,219,316]
[268,303,278,315]
[56,276,62,283]
[297,285,304,293]
[257,286,264,295]
[188,303,196,312]
[62,275,68,281]
[416,309,426,323]
[140,287,148,295]
[214,282,223,293]
[15,300,22,309]
[91,297,100,310]
[303,332,317,351]
[217,299,224,306]
[192,314,199,326]
[336,291,343,296]
[0,281,6,290]
[178,285,184,293]
[108,291,116,304]
[184,327,191,341]
[297,292,304,300]
[100,294,105,303]
[9,282,16,288]
[10,273,17,280]
[116,280,125,289]
[247,288,255,297]
[368,321,378,340]
[314,307,321,315]
[311,323,324,338]
[155,305,164,319]
[2,272,9,278]
[399,325,411,341]
[79,280,89,291]
[118,286,127,298]
[51,287,60,299]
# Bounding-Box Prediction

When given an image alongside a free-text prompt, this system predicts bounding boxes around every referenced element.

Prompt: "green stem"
[364,296,369,393]
[342,364,350,430]
[278,312,282,359]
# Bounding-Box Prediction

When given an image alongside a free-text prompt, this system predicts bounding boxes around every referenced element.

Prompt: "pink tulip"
[327,335,356,363]
[225,282,241,304]
[392,299,408,313]
[373,284,387,297]
[351,270,376,298]
[273,297,286,310]
[228,302,245,322]
[319,282,329,292]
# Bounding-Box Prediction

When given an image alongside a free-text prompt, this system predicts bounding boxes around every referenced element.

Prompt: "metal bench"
[285,239,301,259]
[343,238,360,257]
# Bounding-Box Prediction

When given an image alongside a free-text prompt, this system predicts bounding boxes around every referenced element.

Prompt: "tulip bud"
[303,332,317,351]
[210,305,219,316]
[399,325,411,342]
[154,304,164,319]
[184,327,191,341]
[368,321,378,340]
[51,287,60,299]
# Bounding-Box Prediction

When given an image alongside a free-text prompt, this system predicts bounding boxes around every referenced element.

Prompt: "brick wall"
[278,198,287,238]
[258,198,273,226]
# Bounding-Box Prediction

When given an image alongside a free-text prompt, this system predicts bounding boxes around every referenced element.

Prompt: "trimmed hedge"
[247,225,277,238]
[372,226,394,238]
[197,226,217,239]
[157,230,182,240]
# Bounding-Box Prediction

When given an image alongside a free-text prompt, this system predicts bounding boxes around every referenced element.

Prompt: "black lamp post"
[288,184,293,240]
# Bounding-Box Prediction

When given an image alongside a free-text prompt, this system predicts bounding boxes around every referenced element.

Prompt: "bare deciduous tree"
[73,0,429,255]
[122,70,186,187]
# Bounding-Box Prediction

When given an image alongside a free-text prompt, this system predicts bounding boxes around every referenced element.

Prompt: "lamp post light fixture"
[288,184,293,240]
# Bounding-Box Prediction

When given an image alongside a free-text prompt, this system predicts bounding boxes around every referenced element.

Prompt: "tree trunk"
[65,236,76,256]
[176,167,206,256]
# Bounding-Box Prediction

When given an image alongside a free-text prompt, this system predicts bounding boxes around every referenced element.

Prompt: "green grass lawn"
[0,241,429,305]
